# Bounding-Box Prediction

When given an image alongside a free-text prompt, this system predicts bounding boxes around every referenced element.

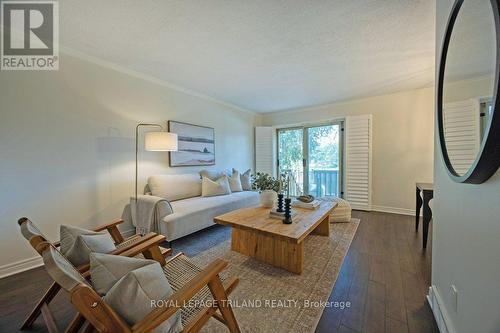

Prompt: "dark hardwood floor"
[315,211,437,333]
[0,211,437,333]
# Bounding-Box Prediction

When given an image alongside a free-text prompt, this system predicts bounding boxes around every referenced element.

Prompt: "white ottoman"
[322,197,352,223]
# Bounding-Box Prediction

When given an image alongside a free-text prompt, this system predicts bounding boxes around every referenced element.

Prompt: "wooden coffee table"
[214,200,337,274]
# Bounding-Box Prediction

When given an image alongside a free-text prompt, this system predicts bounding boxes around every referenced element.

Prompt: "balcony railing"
[282,168,339,198]
[310,168,339,197]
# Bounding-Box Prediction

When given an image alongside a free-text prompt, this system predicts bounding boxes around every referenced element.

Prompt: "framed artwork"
[168,121,215,167]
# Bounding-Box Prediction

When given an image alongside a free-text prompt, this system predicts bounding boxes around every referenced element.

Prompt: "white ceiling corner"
[60,0,436,113]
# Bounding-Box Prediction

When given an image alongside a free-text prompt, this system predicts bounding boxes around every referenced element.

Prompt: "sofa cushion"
[199,169,224,181]
[162,191,259,241]
[228,170,243,192]
[236,169,252,191]
[201,175,231,197]
[148,174,201,201]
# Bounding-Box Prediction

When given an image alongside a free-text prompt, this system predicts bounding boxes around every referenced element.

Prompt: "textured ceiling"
[60,0,436,113]
[445,0,495,82]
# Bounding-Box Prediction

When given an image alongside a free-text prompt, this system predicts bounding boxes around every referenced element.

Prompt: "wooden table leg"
[415,187,422,231]
[422,190,433,249]
[312,215,330,236]
[231,228,304,274]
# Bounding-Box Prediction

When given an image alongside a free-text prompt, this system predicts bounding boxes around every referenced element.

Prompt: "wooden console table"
[415,182,433,248]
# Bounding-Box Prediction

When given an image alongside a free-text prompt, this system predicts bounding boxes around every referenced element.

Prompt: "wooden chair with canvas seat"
[34,239,242,333]
[17,217,172,333]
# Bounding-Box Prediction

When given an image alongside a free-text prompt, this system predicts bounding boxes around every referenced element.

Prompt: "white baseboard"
[371,205,421,216]
[0,228,137,280]
[427,285,456,333]
[0,256,43,279]
[350,204,372,211]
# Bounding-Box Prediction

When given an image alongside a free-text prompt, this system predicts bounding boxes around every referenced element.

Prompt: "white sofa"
[144,173,259,241]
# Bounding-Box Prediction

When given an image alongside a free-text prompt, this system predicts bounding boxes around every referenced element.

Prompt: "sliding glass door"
[277,128,304,196]
[278,123,343,197]
[306,124,342,197]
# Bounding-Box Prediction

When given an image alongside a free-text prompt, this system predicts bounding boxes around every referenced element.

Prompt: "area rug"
[190,218,360,333]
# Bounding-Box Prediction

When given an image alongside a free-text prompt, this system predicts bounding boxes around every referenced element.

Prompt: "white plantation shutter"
[443,99,481,175]
[255,127,275,176]
[345,115,372,211]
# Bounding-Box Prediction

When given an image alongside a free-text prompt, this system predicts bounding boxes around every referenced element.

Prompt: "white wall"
[431,1,500,332]
[444,75,494,103]
[261,87,435,214]
[0,52,257,275]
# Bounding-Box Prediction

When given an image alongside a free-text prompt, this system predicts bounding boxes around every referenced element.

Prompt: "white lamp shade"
[144,132,178,151]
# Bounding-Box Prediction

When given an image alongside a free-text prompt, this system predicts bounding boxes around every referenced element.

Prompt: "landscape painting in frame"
[168,121,215,166]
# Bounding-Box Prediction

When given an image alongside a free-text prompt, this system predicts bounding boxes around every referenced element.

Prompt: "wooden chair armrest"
[93,219,124,232]
[161,247,172,258]
[132,259,229,333]
[117,235,166,259]
[49,219,126,248]
[93,219,125,244]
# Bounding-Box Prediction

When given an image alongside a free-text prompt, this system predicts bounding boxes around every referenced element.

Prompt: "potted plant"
[251,172,280,207]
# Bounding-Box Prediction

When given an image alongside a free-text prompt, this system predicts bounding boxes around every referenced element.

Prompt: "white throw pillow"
[60,225,116,267]
[201,175,231,197]
[228,170,243,192]
[90,253,182,333]
[199,169,224,181]
[235,168,252,191]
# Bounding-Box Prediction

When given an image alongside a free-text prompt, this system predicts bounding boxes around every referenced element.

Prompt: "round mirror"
[438,0,500,183]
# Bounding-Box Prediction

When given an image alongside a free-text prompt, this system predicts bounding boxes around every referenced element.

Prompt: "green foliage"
[278,125,339,172]
[251,172,281,192]
[278,129,303,174]
[308,126,339,169]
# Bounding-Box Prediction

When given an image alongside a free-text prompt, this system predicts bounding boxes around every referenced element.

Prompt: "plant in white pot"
[251,172,280,208]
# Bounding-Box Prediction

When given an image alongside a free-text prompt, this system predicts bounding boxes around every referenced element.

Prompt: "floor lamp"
[135,123,178,202]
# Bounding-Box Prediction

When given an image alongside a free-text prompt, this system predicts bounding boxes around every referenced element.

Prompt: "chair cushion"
[90,253,153,295]
[201,175,231,197]
[236,168,252,190]
[91,253,183,333]
[60,225,116,266]
[148,174,201,201]
[228,170,243,192]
